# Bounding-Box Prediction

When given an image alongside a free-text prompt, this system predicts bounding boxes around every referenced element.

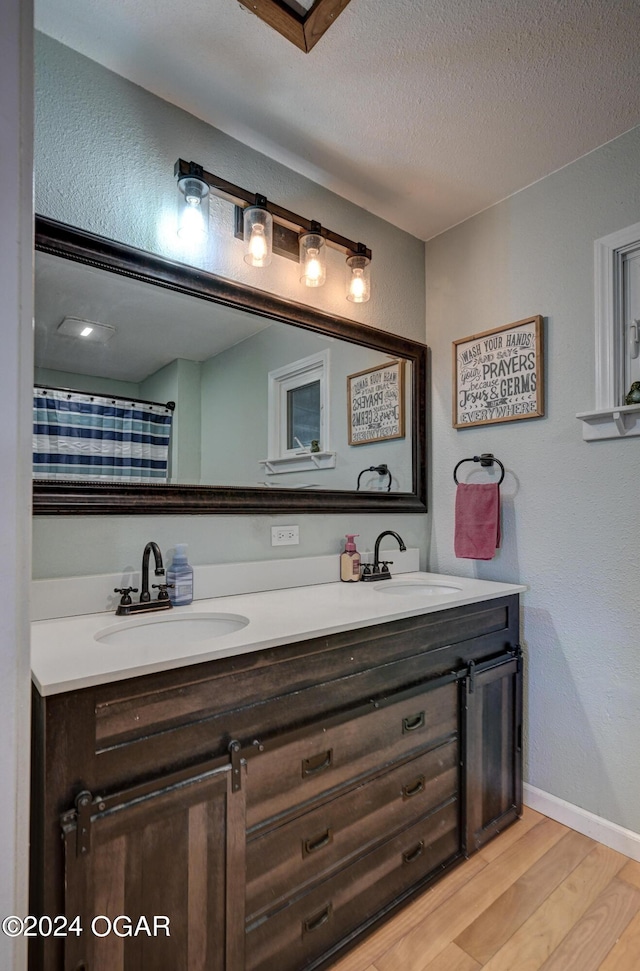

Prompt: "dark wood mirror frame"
[33,216,428,515]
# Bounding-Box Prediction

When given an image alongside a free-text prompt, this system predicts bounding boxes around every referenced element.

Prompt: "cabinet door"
[60,762,244,971]
[464,650,523,852]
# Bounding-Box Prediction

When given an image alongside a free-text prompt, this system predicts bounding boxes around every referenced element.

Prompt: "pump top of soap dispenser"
[344,534,359,551]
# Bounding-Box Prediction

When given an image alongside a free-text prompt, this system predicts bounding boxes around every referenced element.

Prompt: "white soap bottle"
[167,544,194,606]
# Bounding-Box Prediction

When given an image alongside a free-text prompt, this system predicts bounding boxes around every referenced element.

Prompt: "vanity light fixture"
[243,196,273,267]
[174,158,372,301]
[346,244,371,303]
[299,221,327,287]
[176,162,210,242]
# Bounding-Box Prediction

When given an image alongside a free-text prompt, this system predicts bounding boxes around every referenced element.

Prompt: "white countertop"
[31,572,525,696]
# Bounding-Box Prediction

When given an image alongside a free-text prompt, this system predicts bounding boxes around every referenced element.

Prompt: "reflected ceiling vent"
[56,316,116,344]
[235,0,352,53]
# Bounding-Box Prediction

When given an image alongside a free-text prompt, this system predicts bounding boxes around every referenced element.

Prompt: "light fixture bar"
[174,158,371,262]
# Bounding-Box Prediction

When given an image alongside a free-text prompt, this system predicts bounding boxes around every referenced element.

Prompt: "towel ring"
[357,464,392,492]
[453,453,505,485]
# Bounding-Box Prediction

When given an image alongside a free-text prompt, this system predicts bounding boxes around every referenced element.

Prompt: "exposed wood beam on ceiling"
[236,0,352,53]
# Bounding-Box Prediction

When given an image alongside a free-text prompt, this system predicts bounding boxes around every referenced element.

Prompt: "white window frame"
[576,221,640,440]
[259,350,336,474]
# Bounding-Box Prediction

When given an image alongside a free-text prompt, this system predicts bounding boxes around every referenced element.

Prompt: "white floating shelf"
[576,404,640,440]
[259,451,337,474]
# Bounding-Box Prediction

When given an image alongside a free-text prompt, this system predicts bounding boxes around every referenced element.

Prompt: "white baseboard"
[524,783,640,862]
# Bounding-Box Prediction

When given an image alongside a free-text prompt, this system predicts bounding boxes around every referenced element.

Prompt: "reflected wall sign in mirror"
[33,216,428,515]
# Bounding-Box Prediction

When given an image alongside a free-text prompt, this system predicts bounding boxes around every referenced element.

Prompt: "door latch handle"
[629,320,640,361]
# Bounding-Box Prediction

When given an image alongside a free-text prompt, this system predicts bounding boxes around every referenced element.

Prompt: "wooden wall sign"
[452,315,544,428]
[348,360,405,445]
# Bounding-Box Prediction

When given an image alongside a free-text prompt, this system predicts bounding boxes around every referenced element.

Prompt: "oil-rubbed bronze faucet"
[140,541,164,602]
[114,541,173,615]
[361,530,407,582]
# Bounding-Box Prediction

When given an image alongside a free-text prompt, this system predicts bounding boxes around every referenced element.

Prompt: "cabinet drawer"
[247,738,458,920]
[245,798,460,971]
[246,678,458,828]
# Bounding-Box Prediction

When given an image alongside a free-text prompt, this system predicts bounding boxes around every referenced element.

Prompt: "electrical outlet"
[271,525,299,546]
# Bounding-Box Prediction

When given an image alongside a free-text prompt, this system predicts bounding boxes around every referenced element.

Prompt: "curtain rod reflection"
[35,384,176,411]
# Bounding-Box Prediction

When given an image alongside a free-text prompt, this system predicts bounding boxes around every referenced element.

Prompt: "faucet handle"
[380,561,393,573]
[152,582,174,601]
[114,586,139,606]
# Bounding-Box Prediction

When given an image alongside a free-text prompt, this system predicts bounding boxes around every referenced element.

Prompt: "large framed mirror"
[33,216,427,515]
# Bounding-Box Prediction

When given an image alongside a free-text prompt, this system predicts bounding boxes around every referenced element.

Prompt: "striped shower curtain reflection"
[33,387,174,483]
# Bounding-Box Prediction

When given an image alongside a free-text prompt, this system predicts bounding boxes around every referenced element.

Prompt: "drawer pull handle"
[303,828,333,856]
[402,775,425,799]
[303,903,332,934]
[402,840,424,864]
[302,749,333,777]
[402,711,425,733]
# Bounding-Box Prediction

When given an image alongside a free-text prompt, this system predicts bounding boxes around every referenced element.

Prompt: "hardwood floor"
[328,807,640,971]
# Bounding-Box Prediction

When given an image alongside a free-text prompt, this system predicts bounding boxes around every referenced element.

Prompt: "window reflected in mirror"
[287,382,320,450]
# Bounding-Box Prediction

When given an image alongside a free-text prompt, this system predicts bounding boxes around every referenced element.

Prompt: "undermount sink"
[374,579,463,596]
[95,612,250,649]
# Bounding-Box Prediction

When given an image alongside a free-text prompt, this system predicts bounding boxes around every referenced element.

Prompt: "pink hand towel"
[454,482,501,560]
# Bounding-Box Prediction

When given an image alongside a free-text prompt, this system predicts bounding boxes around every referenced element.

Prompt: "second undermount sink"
[95,612,250,649]
[374,578,463,596]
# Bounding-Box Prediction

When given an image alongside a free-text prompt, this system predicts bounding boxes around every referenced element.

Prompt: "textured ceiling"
[35,0,640,240]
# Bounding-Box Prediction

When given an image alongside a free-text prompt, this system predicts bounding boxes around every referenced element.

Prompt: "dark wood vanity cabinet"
[242,675,461,971]
[30,594,521,971]
[61,760,242,971]
[464,652,523,853]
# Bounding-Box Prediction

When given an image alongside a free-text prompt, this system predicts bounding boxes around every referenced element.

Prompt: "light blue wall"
[140,358,202,484]
[426,125,640,833]
[33,33,428,577]
[35,367,141,399]
[201,324,413,490]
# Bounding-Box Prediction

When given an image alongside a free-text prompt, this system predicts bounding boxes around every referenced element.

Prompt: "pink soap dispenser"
[340,534,361,582]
